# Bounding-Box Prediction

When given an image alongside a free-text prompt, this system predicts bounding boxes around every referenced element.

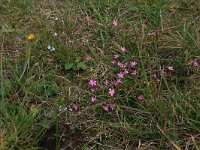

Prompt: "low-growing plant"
[65,56,87,71]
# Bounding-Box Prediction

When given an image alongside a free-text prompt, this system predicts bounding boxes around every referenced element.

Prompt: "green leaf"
[64,63,73,70]
[77,62,87,70]
[75,57,81,63]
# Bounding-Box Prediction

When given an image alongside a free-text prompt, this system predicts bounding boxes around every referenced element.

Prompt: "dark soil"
[38,124,85,150]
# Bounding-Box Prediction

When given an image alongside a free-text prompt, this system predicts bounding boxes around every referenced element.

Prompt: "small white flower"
[50,47,56,51]
[59,106,63,112]
[54,17,58,20]
[47,45,51,50]
[53,32,57,37]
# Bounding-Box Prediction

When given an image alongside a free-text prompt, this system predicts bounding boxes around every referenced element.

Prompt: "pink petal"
[118,72,124,78]
[113,19,118,26]
[89,79,97,86]
[71,104,78,111]
[90,88,95,92]
[111,60,116,64]
[192,60,199,67]
[104,79,109,86]
[114,54,120,59]
[124,69,129,74]
[131,70,137,75]
[85,55,91,61]
[108,103,115,110]
[102,105,109,111]
[138,95,145,101]
[117,61,124,68]
[161,70,166,75]
[91,96,96,102]
[109,88,115,96]
[116,79,122,83]
[168,66,174,71]
[121,47,126,52]
[130,61,137,67]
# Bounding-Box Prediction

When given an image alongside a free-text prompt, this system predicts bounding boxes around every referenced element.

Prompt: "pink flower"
[85,55,91,61]
[192,60,200,67]
[124,69,129,74]
[161,70,166,75]
[138,95,145,101]
[168,66,174,71]
[91,96,97,102]
[111,60,116,64]
[131,70,137,75]
[89,79,97,86]
[130,61,137,67]
[90,88,95,92]
[114,54,120,59]
[121,47,126,52]
[104,79,109,86]
[118,72,124,78]
[108,88,115,96]
[102,103,115,111]
[108,103,115,110]
[116,79,122,83]
[117,61,124,68]
[71,103,78,111]
[113,19,118,26]
[102,105,109,111]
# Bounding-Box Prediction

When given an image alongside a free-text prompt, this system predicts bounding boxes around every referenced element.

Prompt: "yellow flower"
[27,34,35,40]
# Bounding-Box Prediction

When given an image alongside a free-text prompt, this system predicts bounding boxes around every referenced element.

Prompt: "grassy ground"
[1,0,200,149]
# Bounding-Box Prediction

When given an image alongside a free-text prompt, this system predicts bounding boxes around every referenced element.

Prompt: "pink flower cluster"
[89,79,99,92]
[88,46,140,111]
[88,78,116,111]
[86,19,146,111]
[112,51,138,79]
[89,79,116,98]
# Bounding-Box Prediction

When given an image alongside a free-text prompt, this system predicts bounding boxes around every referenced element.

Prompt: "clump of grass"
[0,100,50,149]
